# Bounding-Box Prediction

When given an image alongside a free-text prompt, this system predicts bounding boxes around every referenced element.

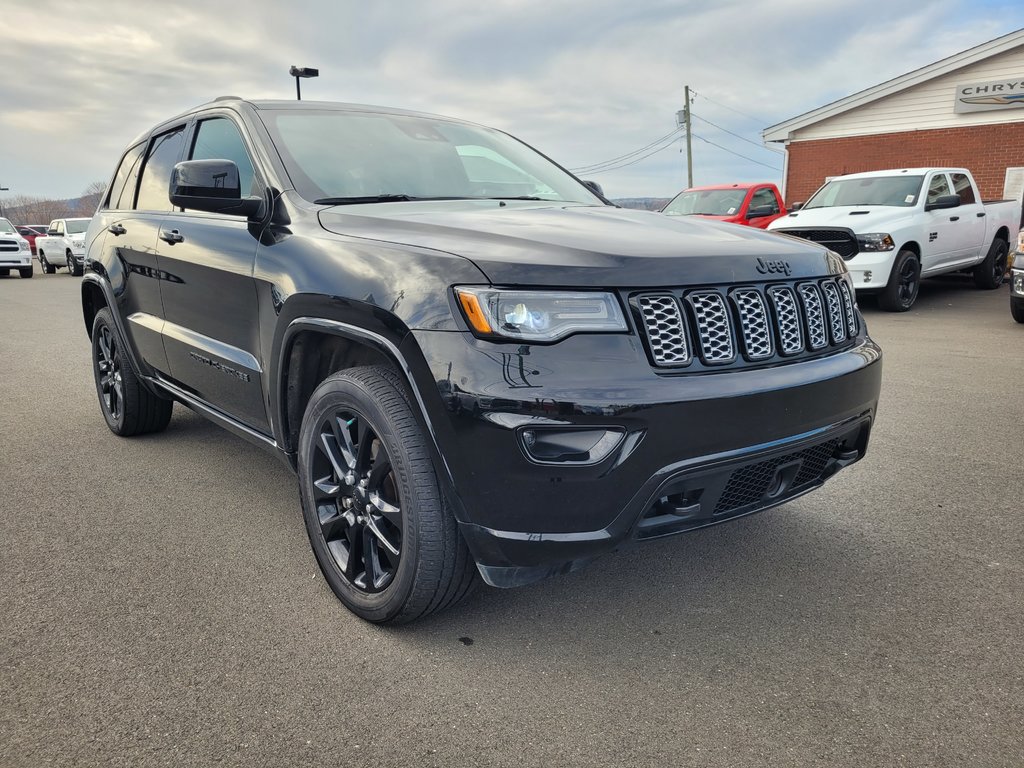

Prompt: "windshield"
[0,218,14,233]
[261,109,603,205]
[662,189,748,216]
[66,219,90,234]
[805,175,924,209]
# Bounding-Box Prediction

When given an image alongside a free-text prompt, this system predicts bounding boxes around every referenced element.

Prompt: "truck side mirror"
[789,202,804,211]
[746,205,774,219]
[169,159,263,218]
[924,194,960,212]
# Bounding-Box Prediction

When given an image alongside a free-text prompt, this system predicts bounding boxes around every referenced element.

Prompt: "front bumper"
[844,250,898,292]
[407,328,883,586]
[0,253,32,268]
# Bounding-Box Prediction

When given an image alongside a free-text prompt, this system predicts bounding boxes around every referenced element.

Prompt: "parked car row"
[0,217,93,278]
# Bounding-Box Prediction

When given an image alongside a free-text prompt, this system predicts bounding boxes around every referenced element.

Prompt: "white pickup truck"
[36,217,91,276]
[0,217,34,278]
[769,168,1021,311]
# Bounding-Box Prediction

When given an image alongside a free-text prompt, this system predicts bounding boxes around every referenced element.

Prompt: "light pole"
[0,184,8,219]
[289,66,319,100]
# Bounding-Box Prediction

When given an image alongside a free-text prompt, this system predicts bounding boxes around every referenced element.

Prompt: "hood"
[319,201,843,287]
[770,205,914,233]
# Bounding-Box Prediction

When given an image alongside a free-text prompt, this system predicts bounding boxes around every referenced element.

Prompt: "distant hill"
[612,198,670,211]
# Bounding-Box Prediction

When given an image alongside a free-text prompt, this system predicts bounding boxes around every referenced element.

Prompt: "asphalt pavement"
[1,268,1022,767]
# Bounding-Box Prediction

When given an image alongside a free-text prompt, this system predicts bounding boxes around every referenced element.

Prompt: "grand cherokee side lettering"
[188,351,251,382]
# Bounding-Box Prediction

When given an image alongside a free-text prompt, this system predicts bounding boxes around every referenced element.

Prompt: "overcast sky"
[0,0,1016,203]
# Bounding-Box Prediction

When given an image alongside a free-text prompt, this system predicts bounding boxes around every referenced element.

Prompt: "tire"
[39,251,55,274]
[298,365,477,624]
[1012,297,1024,324]
[91,308,173,436]
[0,268,9,277]
[973,239,1008,290]
[67,251,83,277]
[19,264,33,278]
[878,249,921,312]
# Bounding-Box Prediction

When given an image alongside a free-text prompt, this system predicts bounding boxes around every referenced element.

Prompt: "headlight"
[455,287,627,342]
[1012,269,1024,296]
[18,238,30,250]
[856,233,895,252]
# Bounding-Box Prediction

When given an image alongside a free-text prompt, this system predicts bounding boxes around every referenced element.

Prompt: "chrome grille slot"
[637,295,690,366]
[689,291,734,363]
[838,280,858,336]
[821,280,847,344]
[797,283,828,350]
[731,289,773,360]
[767,286,804,355]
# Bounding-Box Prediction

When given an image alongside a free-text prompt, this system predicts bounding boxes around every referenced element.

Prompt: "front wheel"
[1012,296,1024,324]
[19,264,33,278]
[91,308,173,436]
[298,366,477,624]
[973,239,1008,290]
[878,249,921,312]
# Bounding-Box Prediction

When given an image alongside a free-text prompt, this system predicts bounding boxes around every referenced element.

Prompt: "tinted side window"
[105,143,146,211]
[950,173,976,205]
[135,127,187,211]
[750,187,779,214]
[189,118,257,196]
[926,174,952,204]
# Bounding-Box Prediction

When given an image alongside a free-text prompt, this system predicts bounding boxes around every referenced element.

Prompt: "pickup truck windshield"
[805,176,924,209]
[663,189,748,216]
[0,218,15,233]
[261,110,603,205]
[65,220,90,234]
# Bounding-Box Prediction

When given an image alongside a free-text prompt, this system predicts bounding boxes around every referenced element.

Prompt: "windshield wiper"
[314,194,419,205]
[485,196,545,201]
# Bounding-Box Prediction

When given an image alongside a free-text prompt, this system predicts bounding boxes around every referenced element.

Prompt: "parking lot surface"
[1,270,1022,767]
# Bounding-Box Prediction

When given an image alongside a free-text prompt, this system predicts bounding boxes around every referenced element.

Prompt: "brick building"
[764,28,1024,210]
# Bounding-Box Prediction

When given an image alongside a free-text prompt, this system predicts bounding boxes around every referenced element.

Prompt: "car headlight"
[856,233,895,252]
[18,238,30,250]
[455,287,627,342]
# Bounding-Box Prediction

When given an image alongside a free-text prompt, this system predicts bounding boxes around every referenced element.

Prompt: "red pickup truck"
[661,183,787,229]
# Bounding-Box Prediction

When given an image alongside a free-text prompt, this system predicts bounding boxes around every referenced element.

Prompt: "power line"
[691,113,785,154]
[689,88,769,126]
[691,133,782,172]
[570,128,683,173]
[582,137,684,175]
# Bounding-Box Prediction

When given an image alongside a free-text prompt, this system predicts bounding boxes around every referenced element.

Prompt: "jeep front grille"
[635,277,859,369]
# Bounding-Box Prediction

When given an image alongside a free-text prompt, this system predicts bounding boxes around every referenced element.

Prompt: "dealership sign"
[955,79,1024,113]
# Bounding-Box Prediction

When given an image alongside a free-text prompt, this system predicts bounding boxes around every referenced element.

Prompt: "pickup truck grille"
[773,228,859,260]
[0,239,20,252]
[634,277,859,370]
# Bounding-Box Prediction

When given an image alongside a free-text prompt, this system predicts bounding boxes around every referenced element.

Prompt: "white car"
[769,168,1021,311]
[0,217,34,279]
[36,217,91,276]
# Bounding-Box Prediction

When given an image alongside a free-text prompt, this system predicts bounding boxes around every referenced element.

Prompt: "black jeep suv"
[82,99,882,623]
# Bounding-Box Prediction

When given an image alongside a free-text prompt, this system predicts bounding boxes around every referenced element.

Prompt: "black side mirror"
[924,194,960,212]
[47,229,59,236]
[789,201,804,211]
[169,159,262,217]
[746,205,775,219]
[582,180,605,198]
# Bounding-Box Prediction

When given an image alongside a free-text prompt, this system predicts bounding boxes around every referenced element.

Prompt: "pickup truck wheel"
[973,239,1008,290]
[0,269,8,276]
[38,252,55,274]
[298,366,477,624]
[67,251,83,277]
[91,308,173,436]
[878,249,921,312]
[19,265,33,278]
[1012,297,1024,324]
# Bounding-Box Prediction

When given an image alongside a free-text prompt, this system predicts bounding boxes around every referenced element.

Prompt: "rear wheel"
[91,308,173,436]
[67,251,83,277]
[39,251,56,273]
[298,366,477,624]
[878,249,921,312]
[973,239,1008,290]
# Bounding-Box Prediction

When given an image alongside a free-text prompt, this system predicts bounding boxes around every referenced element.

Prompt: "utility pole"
[0,184,8,219]
[684,86,693,188]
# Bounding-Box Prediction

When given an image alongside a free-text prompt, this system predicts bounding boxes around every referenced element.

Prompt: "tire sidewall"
[297,373,424,623]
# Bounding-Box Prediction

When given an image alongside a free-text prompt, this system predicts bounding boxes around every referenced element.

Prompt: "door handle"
[976,212,986,218]
[949,216,959,221]
[107,224,127,236]
[159,229,184,245]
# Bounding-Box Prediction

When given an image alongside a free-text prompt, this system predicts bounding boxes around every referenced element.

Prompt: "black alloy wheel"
[96,322,124,422]
[974,239,1007,290]
[298,366,477,624]
[310,408,404,593]
[879,249,920,312]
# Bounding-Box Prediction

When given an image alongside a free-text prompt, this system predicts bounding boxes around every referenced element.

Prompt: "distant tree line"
[0,181,107,224]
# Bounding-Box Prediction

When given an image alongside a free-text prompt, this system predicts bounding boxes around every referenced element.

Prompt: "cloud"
[0,0,1015,202]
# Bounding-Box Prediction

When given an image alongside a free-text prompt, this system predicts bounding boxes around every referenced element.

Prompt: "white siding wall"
[793,44,1024,142]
